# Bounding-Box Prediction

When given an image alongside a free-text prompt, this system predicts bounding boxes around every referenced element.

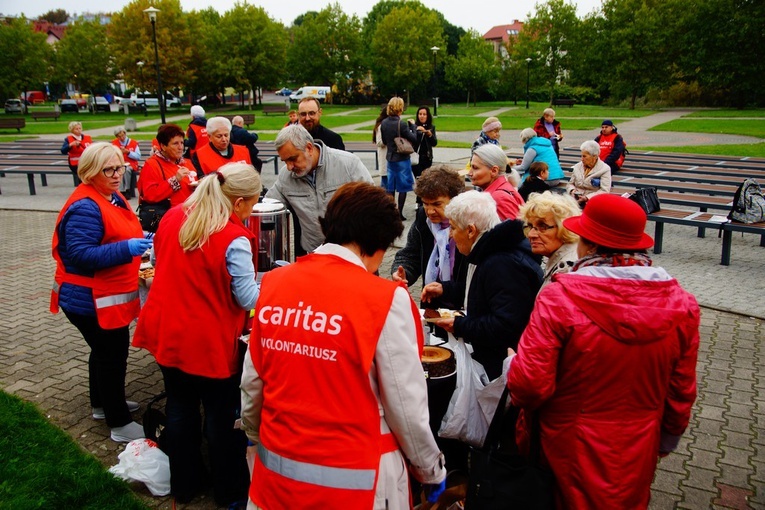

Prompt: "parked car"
[131,91,182,108]
[20,91,46,105]
[275,87,292,96]
[194,94,221,106]
[59,99,79,113]
[5,99,25,114]
[88,96,111,112]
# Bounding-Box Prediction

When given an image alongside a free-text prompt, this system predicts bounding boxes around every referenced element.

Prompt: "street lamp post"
[525,57,532,109]
[431,46,440,117]
[144,6,166,124]
[136,60,147,117]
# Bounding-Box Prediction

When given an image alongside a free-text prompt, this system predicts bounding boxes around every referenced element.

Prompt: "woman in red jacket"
[134,162,262,506]
[507,194,700,509]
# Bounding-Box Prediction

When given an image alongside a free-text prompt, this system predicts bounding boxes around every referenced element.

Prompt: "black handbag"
[465,389,555,510]
[138,199,171,233]
[629,186,661,214]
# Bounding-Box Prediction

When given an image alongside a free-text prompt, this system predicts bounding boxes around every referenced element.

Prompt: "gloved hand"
[424,480,446,504]
[127,237,153,257]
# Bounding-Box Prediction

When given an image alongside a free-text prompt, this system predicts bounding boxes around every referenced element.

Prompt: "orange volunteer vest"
[66,134,93,166]
[194,143,251,177]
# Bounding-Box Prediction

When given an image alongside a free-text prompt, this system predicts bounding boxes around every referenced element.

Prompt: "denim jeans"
[159,365,249,506]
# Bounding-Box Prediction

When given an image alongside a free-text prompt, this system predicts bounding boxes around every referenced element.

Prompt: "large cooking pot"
[249,200,291,279]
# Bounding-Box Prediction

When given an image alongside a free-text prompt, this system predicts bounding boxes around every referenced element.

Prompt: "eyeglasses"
[523,223,557,234]
[298,111,318,117]
[102,165,126,178]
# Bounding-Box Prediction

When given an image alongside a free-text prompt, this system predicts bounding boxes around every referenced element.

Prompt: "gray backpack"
[729,178,765,224]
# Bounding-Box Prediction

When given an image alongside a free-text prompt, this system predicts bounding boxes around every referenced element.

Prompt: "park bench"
[30,111,61,121]
[221,114,256,128]
[0,166,75,195]
[262,104,289,116]
[0,118,26,132]
[552,98,576,107]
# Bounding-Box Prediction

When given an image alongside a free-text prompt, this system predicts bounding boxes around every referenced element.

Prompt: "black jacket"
[518,176,552,201]
[381,116,418,162]
[449,220,543,379]
[231,125,262,171]
[309,124,345,151]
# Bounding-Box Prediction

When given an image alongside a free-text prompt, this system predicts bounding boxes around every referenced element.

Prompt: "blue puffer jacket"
[57,196,135,316]
[524,137,564,180]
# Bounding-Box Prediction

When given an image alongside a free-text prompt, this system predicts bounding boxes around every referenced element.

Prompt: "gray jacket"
[266,141,373,254]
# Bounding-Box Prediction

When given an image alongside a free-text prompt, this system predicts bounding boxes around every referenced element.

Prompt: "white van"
[128,91,182,108]
[289,86,331,103]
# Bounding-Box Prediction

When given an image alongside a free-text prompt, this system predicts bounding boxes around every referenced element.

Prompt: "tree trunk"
[630,90,637,110]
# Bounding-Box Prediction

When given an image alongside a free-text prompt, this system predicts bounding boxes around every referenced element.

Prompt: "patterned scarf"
[573,252,653,271]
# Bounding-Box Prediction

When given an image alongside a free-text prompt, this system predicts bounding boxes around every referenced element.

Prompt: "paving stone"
[678,486,718,509]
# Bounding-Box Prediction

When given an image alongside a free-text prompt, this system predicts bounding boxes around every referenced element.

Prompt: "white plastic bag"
[109,438,171,496]
[438,335,491,447]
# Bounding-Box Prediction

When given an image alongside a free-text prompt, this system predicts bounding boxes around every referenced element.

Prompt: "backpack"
[729,178,765,224]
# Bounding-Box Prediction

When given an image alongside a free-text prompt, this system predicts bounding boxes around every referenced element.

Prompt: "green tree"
[108,0,195,94]
[0,17,52,103]
[286,3,364,91]
[445,30,499,105]
[39,9,69,24]
[52,19,115,99]
[514,0,580,104]
[370,5,445,103]
[184,8,225,104]
[218,3,288,108]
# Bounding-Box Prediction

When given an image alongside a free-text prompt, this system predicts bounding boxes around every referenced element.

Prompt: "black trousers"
[159,365,250,506]
[64,311,132,428]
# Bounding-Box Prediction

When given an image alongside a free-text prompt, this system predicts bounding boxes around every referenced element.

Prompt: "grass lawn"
[0,391,148,510]
[650,119,765,138]
[683,109,765,118]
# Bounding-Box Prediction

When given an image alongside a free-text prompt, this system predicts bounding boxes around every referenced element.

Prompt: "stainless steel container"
[248,201,291,279]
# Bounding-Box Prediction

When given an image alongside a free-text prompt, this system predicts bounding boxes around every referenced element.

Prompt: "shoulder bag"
[137,161,172,232]
[394,120,415,155]
[629,186,660,214]
[465,388,555,510]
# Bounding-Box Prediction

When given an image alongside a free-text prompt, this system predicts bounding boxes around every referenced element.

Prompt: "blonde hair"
[518,191,580,244]
[178,163,262,251]
[387,97,404,116]
[68,121,82,133]
[543,108,556,117]
[77,143,124,184]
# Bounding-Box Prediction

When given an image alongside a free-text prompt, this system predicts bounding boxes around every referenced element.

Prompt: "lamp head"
[525,57,532,63]
[137,60,144,68]
[143,6,160,22]
[431,46,440,53]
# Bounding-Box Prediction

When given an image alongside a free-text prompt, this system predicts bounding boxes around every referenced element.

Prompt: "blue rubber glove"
[127,238,153,257]
[424,480,446,503]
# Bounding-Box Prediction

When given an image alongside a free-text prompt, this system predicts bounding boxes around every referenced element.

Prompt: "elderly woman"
[515,128,564,186]
[472,116,502,153]
[507,194,700,509]
[185,104,209,159]
[566,140,612,208]
[61,121,93,184]
[191,116,252,178]
[137,123,197,232]
[134,163,262,506]
[111,126,141,199]
[470,144,525,221]
[381,96,418,219]
[392,165,466,303]
[51,143,151,443]
[422,190,542,379]
[518,191,580,288]
[533,108,564,159]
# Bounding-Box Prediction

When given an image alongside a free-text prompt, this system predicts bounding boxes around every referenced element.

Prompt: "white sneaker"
[93,400,140,420]
[110,421,145,443]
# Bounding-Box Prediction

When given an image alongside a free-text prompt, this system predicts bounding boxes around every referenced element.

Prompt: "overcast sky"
[5,0,604,35]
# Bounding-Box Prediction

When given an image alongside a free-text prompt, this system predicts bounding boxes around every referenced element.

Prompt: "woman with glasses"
[518,191,581,289]
[566,140,612,208]
[50,143,152,443]
[137,123,197,232]
[422,190,542,379]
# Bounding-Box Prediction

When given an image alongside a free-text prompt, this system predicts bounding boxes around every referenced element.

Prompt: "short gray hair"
[275,124,315,151]
[206,116,232,136]
[472,144,508,173]
[520,128,537,144]
[444,190,500,233]
[580,140,600,157]
[113,126,126,136]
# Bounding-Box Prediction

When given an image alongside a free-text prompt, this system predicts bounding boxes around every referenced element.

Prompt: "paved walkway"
[0,110,763,508]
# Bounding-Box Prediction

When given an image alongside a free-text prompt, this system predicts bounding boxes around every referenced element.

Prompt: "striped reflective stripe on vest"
[257,444,375,490]
[95,291,139,309]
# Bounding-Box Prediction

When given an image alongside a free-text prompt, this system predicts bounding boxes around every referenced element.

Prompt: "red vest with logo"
[195,143,251,176]
[112,137,140,170]
[50,185,143,329]
[187,123,209,157]
[597,132,625,168]
[66,134,93,166]
[248,253,421,509]
[133,206,255,378]
[137,155,196,207]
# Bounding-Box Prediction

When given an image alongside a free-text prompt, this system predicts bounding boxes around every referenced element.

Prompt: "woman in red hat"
[506,194,700,509]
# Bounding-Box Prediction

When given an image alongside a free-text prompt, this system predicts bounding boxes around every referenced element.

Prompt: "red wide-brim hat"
[563,194,654,251]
